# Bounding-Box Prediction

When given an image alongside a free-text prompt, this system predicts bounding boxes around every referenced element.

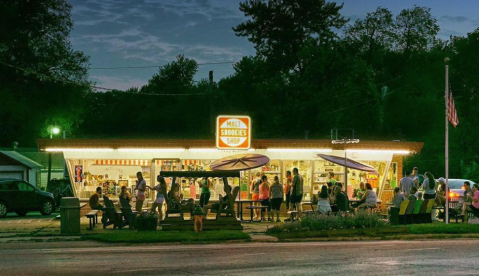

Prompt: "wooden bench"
[86,210,99,230]
[245,206,268,221]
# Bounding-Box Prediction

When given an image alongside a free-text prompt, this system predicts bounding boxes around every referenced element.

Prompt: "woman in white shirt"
[358,183,378,209]
[317,185,332,214]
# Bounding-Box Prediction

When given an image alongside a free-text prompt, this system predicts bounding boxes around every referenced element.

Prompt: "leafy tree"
[344,7,394,66]
[0,0,90,147]
[0,0,89,83]
[233,0,348,73]
[141,55,198,94]
[393,6,440,53]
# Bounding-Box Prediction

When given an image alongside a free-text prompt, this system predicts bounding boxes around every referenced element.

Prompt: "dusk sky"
[68,0,479,91]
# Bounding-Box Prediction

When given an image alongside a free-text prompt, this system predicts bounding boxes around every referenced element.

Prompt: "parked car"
[444,179,476,200]
[0,178,55,217]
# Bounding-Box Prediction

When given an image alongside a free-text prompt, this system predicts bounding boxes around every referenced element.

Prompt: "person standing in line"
[422,172,438,221]
[328,172,337,186]
[270,175,283,222]
[134,171,147,212]
[399,171,414,196]
[410,167,423,189]
[291,168,304,214]
[391,187,405,208]
[259,175,271,221]
[284,171,293,210]
[251,172,262,220]
[422,172,437,200]
[199,177,211,207]
[150,176,167,222]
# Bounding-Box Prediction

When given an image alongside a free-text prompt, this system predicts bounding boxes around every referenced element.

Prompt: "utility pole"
[209,70,215,136]
[445,57,450,224]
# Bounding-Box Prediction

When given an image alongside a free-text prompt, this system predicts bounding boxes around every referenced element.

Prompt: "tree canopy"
[1,1,478,181]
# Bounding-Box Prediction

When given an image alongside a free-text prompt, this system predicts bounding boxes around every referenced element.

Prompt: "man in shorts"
[291,168,304,214]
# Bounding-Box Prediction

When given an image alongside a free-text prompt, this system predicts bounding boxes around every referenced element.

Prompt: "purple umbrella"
[317,154,377,172]
[210,154,270,171]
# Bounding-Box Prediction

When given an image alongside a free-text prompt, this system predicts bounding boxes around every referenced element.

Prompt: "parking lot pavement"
[0,212,60,236]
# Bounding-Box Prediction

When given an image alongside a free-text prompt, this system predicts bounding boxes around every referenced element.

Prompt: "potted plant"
[136,211,158,231]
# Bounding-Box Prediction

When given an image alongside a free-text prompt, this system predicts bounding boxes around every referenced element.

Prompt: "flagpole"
[445,57,450,224]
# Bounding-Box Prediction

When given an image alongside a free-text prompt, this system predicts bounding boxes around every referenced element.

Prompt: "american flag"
[447,88,459,127]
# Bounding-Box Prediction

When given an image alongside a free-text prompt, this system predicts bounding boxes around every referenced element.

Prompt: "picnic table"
[236,200,261,222]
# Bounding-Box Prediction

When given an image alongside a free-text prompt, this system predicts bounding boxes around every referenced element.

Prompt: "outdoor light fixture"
[345,149,410,154]
[49,126,61,139]
[45,148,114,152]
[266,148,333,153]
[117,148,186,153]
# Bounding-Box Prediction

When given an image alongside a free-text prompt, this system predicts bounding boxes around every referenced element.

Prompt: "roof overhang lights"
[345,149,410,154]
[189,148,220,152]
[266,148,333,153]
[118,148,185,153]
[45,148,114,152]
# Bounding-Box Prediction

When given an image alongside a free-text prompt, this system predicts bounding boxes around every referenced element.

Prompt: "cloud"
[440,15,470,23]
[68,0,253,90]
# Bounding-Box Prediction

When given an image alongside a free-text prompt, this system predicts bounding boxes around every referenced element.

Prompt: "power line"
[0,60,212,95]
[90,61,237,70]
[322,81,418,115]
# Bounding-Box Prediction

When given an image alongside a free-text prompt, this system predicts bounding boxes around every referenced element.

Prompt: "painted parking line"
[28,220,32,223]
[38,219,42,223]
[7,221,12,224]
[17,220,23,224]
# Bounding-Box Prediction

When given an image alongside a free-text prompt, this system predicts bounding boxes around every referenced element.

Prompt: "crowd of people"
[89,166,479,224]
[391,167,479,222]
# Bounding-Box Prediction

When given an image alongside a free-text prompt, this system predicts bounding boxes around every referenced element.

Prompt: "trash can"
[60,197,81,234]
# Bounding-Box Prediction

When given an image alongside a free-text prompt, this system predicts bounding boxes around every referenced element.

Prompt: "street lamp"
[50,126,60,139]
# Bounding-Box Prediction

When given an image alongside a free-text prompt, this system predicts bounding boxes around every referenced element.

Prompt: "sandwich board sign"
[216,115,251,150]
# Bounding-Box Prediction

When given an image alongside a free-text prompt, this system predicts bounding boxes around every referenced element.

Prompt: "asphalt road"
[1,239,478,275]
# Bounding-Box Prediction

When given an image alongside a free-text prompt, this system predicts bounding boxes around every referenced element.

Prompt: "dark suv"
[0,178,55,217]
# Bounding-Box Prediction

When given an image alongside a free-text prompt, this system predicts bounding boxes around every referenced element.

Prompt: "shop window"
[181,160,212,171]
[67,159,152,199]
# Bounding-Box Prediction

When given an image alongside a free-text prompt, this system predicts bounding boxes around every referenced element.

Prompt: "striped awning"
[95,159,150,166]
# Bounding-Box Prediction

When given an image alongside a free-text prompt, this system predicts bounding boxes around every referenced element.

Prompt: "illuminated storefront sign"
[216,115,251,150]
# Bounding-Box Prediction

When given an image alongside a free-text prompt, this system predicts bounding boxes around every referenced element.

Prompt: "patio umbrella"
[210,153,270,171]
[210,153,270,204]
[316,154,377,172]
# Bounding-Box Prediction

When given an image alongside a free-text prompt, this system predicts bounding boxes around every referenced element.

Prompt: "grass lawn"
[82,230,251,244]
[269,223,479,240]
[271,227,408,240]
[407,223,479,234]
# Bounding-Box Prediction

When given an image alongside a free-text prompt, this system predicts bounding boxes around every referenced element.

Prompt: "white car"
[443,179,476,200]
